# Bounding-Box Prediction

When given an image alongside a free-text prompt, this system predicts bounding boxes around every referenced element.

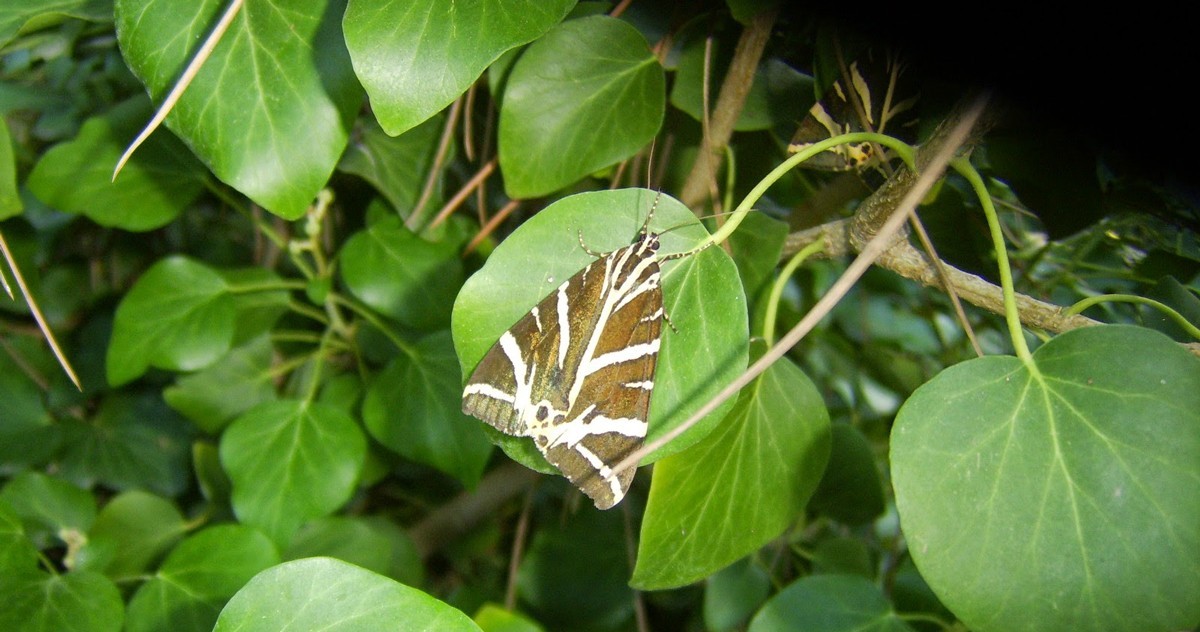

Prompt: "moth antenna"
[637,191,662,237]
[577,229,605,258]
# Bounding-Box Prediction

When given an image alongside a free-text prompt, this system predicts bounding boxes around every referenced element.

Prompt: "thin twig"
[464,198,521,256]
[408,97,463,231]
[0,230,81,390]
[428,158,496,231]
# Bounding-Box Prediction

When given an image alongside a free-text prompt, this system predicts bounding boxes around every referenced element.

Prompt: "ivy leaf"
[891,325,1200,632]
[213,557,480,631]
[809,423,886,525]
[220,400,366,546]
[338,114,444,215]
[343,0,572,136]
[57,393,193,496]
[340,216,463,331]
[727,211,789,303]
[0,118,20,219]
[362,331,492,487]
[498,16,664,198]
[0,471,96,550]
[283,516,423,588]
[26,96,204,231]
[452,189,748,474]
[0,343,61,468]
[0,0,112,49]
[163,336,279,435]
[704,557,771,632]
[107,256,235,386]
[125,524,279,632]
[0,571,124,632]
[747,574,916,632]
[114,0,363,218]
[671,41,811,132]
[0,501,41,577]
[516,509,633,629]
[632,356,831,590]
[76,491,186,581]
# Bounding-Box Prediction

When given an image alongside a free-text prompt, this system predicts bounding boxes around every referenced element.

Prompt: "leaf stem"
[762,240,825,346]
[950,157,1032,362]
[1067,294,1200,340]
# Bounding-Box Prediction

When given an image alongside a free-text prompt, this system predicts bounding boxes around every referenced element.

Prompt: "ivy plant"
[1,1,1198,632]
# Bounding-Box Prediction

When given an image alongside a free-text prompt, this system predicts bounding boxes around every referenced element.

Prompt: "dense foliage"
[1,1,1197,631]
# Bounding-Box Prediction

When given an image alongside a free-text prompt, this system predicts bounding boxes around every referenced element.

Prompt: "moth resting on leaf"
[460,194,715,509]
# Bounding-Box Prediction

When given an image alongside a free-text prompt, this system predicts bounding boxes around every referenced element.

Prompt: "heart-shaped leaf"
[747,574,915,632]
[498,16,664,197]
[343,0,572,136]
[27,96,204,230]
[56,392,193,497]
[0,570,124,632]
[891,325,1200,632]
[340,216,463,331]
[124,524,279,632]
[114,0,363,218]
[213,557,479,631]
[632,355,830,589]
[107,256,235,386]
[363,331,492,487]
[220,400,366,546]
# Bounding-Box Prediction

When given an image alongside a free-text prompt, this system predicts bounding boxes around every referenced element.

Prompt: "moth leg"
[660,238,715,262]
[578,230,606,258]
[662,305,679,334]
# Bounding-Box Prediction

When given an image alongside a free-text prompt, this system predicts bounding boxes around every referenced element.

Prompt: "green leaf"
[811,537,873,577]
[671,40,810,132]
[340,216,464,331]
[0,0,112,49]
[114,0,363,218]
[809,423,886,525]
[338,114,444,215]
[0,345,61,468]
[0,501,41,577]
[498,16,664,197]
[192,441,232,506]
[473,604,544,632]
[891,325,1200,632]
[26,96,204,231]
[0,118,20,219]
[452,189,748,473]
[632,355,831,589]
[76,491,186,580]
[0,471,96,550]
[727,210,789,302]
[125,524,279,632]
[747,574,915,632]
[220,400,366,546]
[0,570,124,632]
[363,331,492,487]
[343,0,572,136]
[163,336,278,435]
[516,508,633,629]
[106,255,236,386]
[213,557,480,631]
[704,556,771,632]
[56,392,194,496]
[283,516,423,588]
